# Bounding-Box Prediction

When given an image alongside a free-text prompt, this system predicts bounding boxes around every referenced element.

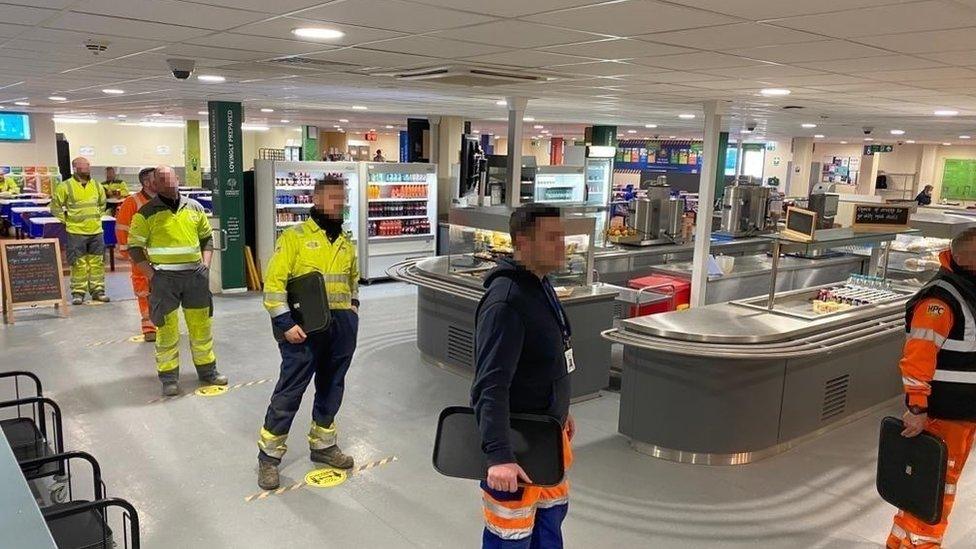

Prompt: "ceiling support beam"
[506,96,528,208]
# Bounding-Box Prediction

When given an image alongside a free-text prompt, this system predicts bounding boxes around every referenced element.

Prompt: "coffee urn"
[628,183,683,245]
[719,178,772,237]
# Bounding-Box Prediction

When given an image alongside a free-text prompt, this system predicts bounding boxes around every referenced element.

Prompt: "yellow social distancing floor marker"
[129,335,145,343]
[304,468,347,488]
[194,385,228,397]
[147,378,272,404]
[244,456,398,503]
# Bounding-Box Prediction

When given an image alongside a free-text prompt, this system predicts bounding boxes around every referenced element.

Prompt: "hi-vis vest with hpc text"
[905,269,976,420]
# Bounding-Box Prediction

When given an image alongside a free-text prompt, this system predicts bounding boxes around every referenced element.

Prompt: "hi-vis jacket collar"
[940,249,953,270]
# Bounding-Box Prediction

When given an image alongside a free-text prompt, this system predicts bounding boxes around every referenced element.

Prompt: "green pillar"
[184,120,202,187]
[714,132,730,198]
[302,125,319,161]
[207,101,246,292]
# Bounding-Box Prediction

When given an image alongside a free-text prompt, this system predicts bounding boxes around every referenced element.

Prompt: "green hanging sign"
[207,101,246,291]
[302,125,319,161]
[185,120,202,187]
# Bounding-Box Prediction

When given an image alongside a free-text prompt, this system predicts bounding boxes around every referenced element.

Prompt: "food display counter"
[602,230,917,465]
[909,209,976,238]
[389,206,619,399]
[593,237,770,285]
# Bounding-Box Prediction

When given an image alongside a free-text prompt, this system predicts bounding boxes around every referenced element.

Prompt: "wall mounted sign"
[112,145,127,156]
[863,144,894,155]
[156,145,171,155]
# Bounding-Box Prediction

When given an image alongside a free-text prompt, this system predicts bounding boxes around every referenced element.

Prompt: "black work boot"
[258,460,280,490]
[92,292,110,303]
[71,294,84,306]
[161,382,179,397]
[310,445,354,469]
[199,371,228,386]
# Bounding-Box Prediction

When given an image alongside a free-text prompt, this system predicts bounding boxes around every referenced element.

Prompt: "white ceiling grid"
[0,0,975,142]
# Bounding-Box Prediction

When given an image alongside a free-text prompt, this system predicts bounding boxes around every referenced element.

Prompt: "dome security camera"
[167,58,196,80]
[863,127,874,135]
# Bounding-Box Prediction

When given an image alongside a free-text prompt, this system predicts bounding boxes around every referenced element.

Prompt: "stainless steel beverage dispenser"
[719,177,772,237]
[628,183,683,245]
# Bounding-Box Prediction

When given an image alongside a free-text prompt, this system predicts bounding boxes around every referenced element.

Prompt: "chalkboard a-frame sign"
[1,239,67,324]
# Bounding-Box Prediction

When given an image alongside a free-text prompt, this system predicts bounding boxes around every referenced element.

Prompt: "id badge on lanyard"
[544,279,575,374]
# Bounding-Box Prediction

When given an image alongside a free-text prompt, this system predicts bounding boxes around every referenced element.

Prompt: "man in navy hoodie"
[472,204,577,548]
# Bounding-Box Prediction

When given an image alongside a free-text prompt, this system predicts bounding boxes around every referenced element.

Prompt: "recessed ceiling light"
[864,137,874,141]
[668,135,676,139]
[351,105,367,110]
[760,88,791,97]
[53,117,97,124]
[961,135,972,139]
[801,123,817,128]
[523,117,535,122]
[48,96,67,101]
[339,119,349,123]
[740,129,752,134]
[935,110,959,116]
[644,124,658,128]
[117,114,127,118]
[944,142,953,146]
[333,125,341,128]
[260,108,274,113]
[814,134,825,138]
[627,129,637,134]
[280,119,290,123]
[151,112,164,117]
[541,130,550,134]
[385,125,394,129]
[533,124,544,129]
[13,101,29,106]
[242,124,269,131]
[198,75,226,83]
[197,111,208,115]
[102,89,124,94]
[369,128,376,132]
[495,100,507,106]
[292,27,345,40]
[840,141,848,144]
[678,114,695,119]
[906,140,916,144]
[890,129,905,135]
[137,121,185,128]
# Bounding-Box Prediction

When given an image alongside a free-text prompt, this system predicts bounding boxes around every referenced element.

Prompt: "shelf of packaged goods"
[275,185,314,191]
[276,203,314,209]
[276,221,304,226]
[368,197,428,202]
[369,233,432,240]
[367,181,429,186]
[368,215,428,221]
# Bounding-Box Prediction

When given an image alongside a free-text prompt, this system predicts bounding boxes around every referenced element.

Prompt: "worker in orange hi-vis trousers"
[887,230,976,549]
[115,167,158,342]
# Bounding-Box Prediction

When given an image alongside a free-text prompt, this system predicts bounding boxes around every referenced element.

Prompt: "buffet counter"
[593,237,770,285]
[909,209,976,238]
[603,281,911,465]
[389,256,619,399]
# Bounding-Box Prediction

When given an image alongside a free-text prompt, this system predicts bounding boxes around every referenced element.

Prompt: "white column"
[506,97,528,207]
[917,145,938,199]
[789,137,814,196]
[690,100,725,308]
[858,153,880,195]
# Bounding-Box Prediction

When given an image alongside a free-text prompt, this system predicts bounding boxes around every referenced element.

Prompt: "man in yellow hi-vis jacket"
[128,165,227,397]
[51,156,109,305]
[256,174,360,490]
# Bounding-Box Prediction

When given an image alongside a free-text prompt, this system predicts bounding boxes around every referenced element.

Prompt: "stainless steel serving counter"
[593,237,770,285]
[909,210,976,238]
[603,283,910,465]
[389,256,619,398]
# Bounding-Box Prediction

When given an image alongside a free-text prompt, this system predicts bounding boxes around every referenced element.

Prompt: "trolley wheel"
[50,477,69,504]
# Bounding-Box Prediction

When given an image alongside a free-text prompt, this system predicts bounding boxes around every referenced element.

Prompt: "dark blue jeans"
[261,310,358,444]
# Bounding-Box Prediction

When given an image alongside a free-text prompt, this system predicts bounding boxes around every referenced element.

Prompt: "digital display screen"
[0,112,31,141]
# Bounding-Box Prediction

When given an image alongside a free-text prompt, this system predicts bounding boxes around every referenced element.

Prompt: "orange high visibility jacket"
[901,249,976,419]
[115,191,153,258]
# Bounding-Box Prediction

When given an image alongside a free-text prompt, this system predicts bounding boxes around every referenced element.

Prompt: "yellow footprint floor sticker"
[194,385,228,397]
[305,468,347,489]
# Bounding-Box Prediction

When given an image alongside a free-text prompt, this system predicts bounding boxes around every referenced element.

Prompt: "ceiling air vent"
[782,105,805,110]
[266,57,360,71]
[389,65,548,87]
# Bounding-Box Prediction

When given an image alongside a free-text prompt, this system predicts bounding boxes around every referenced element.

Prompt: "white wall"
[760,140,791,188]
[0,113,57,166]
[493,137,552,166]
[929,145,976,204]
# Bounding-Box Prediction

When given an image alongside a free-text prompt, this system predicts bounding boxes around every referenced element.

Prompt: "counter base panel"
[618,330,903,464]
[417,286,614,399]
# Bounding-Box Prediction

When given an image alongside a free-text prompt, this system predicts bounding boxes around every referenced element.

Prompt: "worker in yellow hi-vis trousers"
[128,165,227,397]
[50,156,108,305]
[256,174,360,491]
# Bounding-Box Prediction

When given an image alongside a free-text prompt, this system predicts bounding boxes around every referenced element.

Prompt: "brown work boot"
[310,445,354,469]
[143,332,156,342]
[258,460,280,490]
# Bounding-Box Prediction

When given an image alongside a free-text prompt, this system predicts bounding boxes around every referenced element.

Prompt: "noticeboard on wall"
[942,159,976,200]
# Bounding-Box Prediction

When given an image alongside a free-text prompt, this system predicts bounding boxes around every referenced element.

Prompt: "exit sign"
[863,144,894,155]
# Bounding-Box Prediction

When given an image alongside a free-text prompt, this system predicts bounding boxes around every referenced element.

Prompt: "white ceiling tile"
[704,64,825,79]
[543,38,692,60]
[626,71,720,83]
[12,29,163,57]
[524,0,738,36]
[632,51,765,70]
[0,4,59,25]
[769,1,976,38]
[405,0,605,17]
[233,16,404,45]
[361,36,508,59]
[160,44,278,62]
[682,79,771,90]
[642,23,822,50]
[304,48,437,69]
[188,33,331,56]
[797,55,947,72]
[75,0,267,30]
[296,0,495,33]
[463,50,582,69]
[859,27,976,54]
[434,21,600,48]
[755,74,870,87]
[662,0,920,19]
[920,50,976,67]
[43,12,211,41]
[806,82,921,93]
[547,60,645,77]
[914,78,976,90]
[863,66,976,83]
[179,0,336,13]
[728,40,890,64]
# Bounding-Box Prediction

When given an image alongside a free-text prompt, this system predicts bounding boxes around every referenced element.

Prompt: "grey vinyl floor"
[1,272,974,548]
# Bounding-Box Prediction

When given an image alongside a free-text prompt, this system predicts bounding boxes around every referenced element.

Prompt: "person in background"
[876,170,889,190]
[51,156,109,305]
[916,185,934,206]
[472,204,576,548]
[887,228,976,549]
[103,167,130,198]
[256,174,360,490]
[115,167,158,342]
[128,165,227,396]
[0,171,20,194]
[372,150,385,162]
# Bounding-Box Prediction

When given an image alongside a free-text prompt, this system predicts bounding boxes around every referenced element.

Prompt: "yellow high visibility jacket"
[1,175,20,194]
[128,196,213,266]
[263,219,360,317]
[50,177,106,235]
[103,179,130,198]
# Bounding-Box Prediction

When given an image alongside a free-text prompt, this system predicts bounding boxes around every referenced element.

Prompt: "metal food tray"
[733,284,914,321]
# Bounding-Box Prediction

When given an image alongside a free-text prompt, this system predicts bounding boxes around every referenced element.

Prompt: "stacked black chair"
[1,371,140,548]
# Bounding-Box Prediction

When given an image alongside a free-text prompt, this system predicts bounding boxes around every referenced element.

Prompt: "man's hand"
[351,305,359,315]
[901,409,929,438]
[283,325,307,344]
[486,463,532,493]
[566,414,576,442]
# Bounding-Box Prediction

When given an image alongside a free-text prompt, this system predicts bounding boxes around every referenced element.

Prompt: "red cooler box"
[627,274,691,317]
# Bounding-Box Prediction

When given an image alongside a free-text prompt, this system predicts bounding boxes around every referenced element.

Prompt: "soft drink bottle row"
[369,173,427,183]
[277,193,313,204]
[276,212,310,223]
[368,202,427,217]
[368,219,431,237]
